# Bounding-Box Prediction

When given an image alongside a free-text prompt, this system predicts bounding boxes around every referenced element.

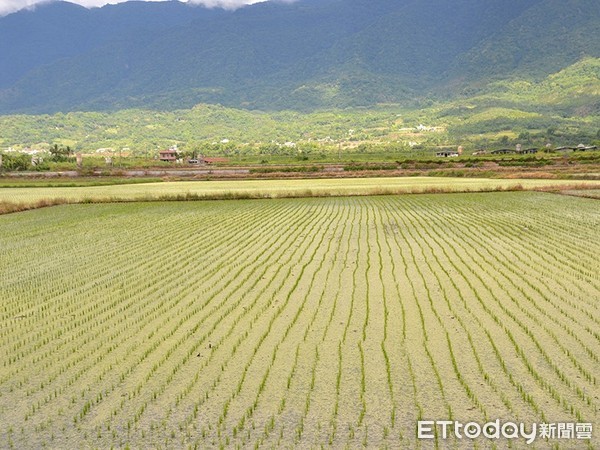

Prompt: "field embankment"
[1,176,600,214]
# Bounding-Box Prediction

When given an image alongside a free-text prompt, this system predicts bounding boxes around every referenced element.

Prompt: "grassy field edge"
[1,180,599,215]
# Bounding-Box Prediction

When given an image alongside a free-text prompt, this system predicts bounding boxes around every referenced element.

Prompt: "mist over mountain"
[0,0,598,113]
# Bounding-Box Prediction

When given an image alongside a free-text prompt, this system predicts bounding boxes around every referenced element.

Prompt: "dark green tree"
[49,144,73,162]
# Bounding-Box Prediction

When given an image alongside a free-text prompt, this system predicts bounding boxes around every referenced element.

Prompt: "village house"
[435,149,459,157]
[573,144,598,151]
[491,148,515,155]
[516,148,538,154]
[159,148,178,162]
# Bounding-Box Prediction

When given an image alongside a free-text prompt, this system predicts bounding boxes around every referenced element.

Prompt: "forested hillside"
[1,59,598,154]
[0,0,598,113]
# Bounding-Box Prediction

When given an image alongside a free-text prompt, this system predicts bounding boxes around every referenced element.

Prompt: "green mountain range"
[0,0,598,114]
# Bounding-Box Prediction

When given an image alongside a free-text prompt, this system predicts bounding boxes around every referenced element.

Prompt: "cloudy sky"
[0,0,268,16]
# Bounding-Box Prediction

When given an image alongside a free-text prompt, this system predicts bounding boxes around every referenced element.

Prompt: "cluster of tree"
[0,143,76,172]
[0,153,31,171]
[49,144,74,162]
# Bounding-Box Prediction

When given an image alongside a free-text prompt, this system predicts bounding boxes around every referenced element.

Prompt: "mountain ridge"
[0,0,598,114]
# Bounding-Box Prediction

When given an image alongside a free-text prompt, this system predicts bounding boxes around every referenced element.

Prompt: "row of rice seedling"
[130,202,329,416]
[165,203,332,428]
[251,208,349,446]
[395,197,551,422]
[116,201,330,446]
[258,205,350,447]
[2,201,322,446]
[392,206,489,420]
[208,204,342,444]
[0,200,276,380]
[439,195,599,369]
[454,201,599,415]
[126,201,341,447]
[379,199,520,420]
[395,194,598,422]
[370,201,400,437]
[449,204,599,387]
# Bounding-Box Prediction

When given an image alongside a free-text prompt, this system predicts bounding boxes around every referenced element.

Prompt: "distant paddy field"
[561,189,600,199]
[1,176,600,206]
[0,192,598,448]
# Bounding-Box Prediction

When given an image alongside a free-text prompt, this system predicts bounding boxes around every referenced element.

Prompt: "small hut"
[200,156,229,165]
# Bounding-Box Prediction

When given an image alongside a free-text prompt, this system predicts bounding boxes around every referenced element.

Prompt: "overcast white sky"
[0,0,269,17]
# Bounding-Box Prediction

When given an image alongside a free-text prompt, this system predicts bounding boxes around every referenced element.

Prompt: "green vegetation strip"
[0,192,598,448]
[0,177,163,188]
[1,177,599,212]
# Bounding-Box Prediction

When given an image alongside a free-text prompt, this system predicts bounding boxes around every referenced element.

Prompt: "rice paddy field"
[562,189,600,200]
[1,176,600,205]
[0,190,598,448]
